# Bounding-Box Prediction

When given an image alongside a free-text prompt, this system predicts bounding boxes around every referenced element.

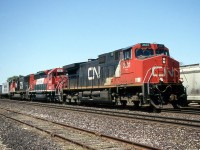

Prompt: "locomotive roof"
[63,62,86,71]
[36,70,50,75]
[121,45,133,51]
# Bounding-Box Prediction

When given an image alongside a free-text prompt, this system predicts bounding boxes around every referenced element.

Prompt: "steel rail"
[161,108,200,115]
[0,107,160,150]
[1,99,200,128]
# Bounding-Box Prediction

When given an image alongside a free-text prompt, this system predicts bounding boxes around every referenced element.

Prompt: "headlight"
[162,57,166,64]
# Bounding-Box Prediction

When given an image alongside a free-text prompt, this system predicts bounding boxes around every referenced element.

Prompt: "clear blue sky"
[0,0,200,83]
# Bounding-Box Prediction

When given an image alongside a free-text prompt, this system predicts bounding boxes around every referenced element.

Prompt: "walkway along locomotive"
[62,43,187,109]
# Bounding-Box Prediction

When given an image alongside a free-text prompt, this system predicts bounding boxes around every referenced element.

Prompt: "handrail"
[142,68,152,83]
[142,68,152,100]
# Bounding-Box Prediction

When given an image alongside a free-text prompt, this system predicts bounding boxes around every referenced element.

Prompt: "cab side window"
[123,48,132,60]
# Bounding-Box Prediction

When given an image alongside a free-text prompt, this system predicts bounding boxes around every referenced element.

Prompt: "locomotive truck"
[62,43,187,109]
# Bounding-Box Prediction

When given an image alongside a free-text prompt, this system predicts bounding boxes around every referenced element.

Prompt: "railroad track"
[161,107,200,115]
[1,99,200,129]
[0,107,159,150]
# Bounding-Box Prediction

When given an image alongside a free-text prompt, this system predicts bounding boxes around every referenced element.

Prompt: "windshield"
[156,49,169,56]
[135,49,154,58]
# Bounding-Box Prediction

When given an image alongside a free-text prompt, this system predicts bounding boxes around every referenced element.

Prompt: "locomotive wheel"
[149,101,161,113]
[133,101,140,108]
[112,101,118,106]
[120,101,127,107]
[56,95,62,103]
[63,95,66,103]
[149,105,161,113]
[21,94,25,100]
[76,99,81,105]
[150,99,161,112]
[171,101,181,109]
[178,95,188,107]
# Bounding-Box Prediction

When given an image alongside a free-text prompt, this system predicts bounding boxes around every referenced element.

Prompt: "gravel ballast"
[0,100,200,149]
[0,115,68,150]
[0,137,8,150]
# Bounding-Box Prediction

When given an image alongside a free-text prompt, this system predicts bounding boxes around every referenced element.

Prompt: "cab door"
[120,47,132,75]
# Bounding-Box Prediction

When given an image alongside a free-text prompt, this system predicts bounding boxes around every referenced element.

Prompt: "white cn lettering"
[152,66,166,77]
[168,67,174,77]
[88,66,100,80]
[122,62,130,69]
[152,66,174,77]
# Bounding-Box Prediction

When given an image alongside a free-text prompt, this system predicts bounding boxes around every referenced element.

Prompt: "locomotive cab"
[118,43,187,108]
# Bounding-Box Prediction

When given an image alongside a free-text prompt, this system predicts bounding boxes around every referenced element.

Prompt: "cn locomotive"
[62,43,187,109]
[0,43,187,109]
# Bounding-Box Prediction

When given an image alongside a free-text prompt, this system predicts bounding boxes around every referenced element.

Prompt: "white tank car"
[180,64,200,104]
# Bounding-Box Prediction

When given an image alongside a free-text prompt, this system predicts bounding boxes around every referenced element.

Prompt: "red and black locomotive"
[62,43,187,109]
